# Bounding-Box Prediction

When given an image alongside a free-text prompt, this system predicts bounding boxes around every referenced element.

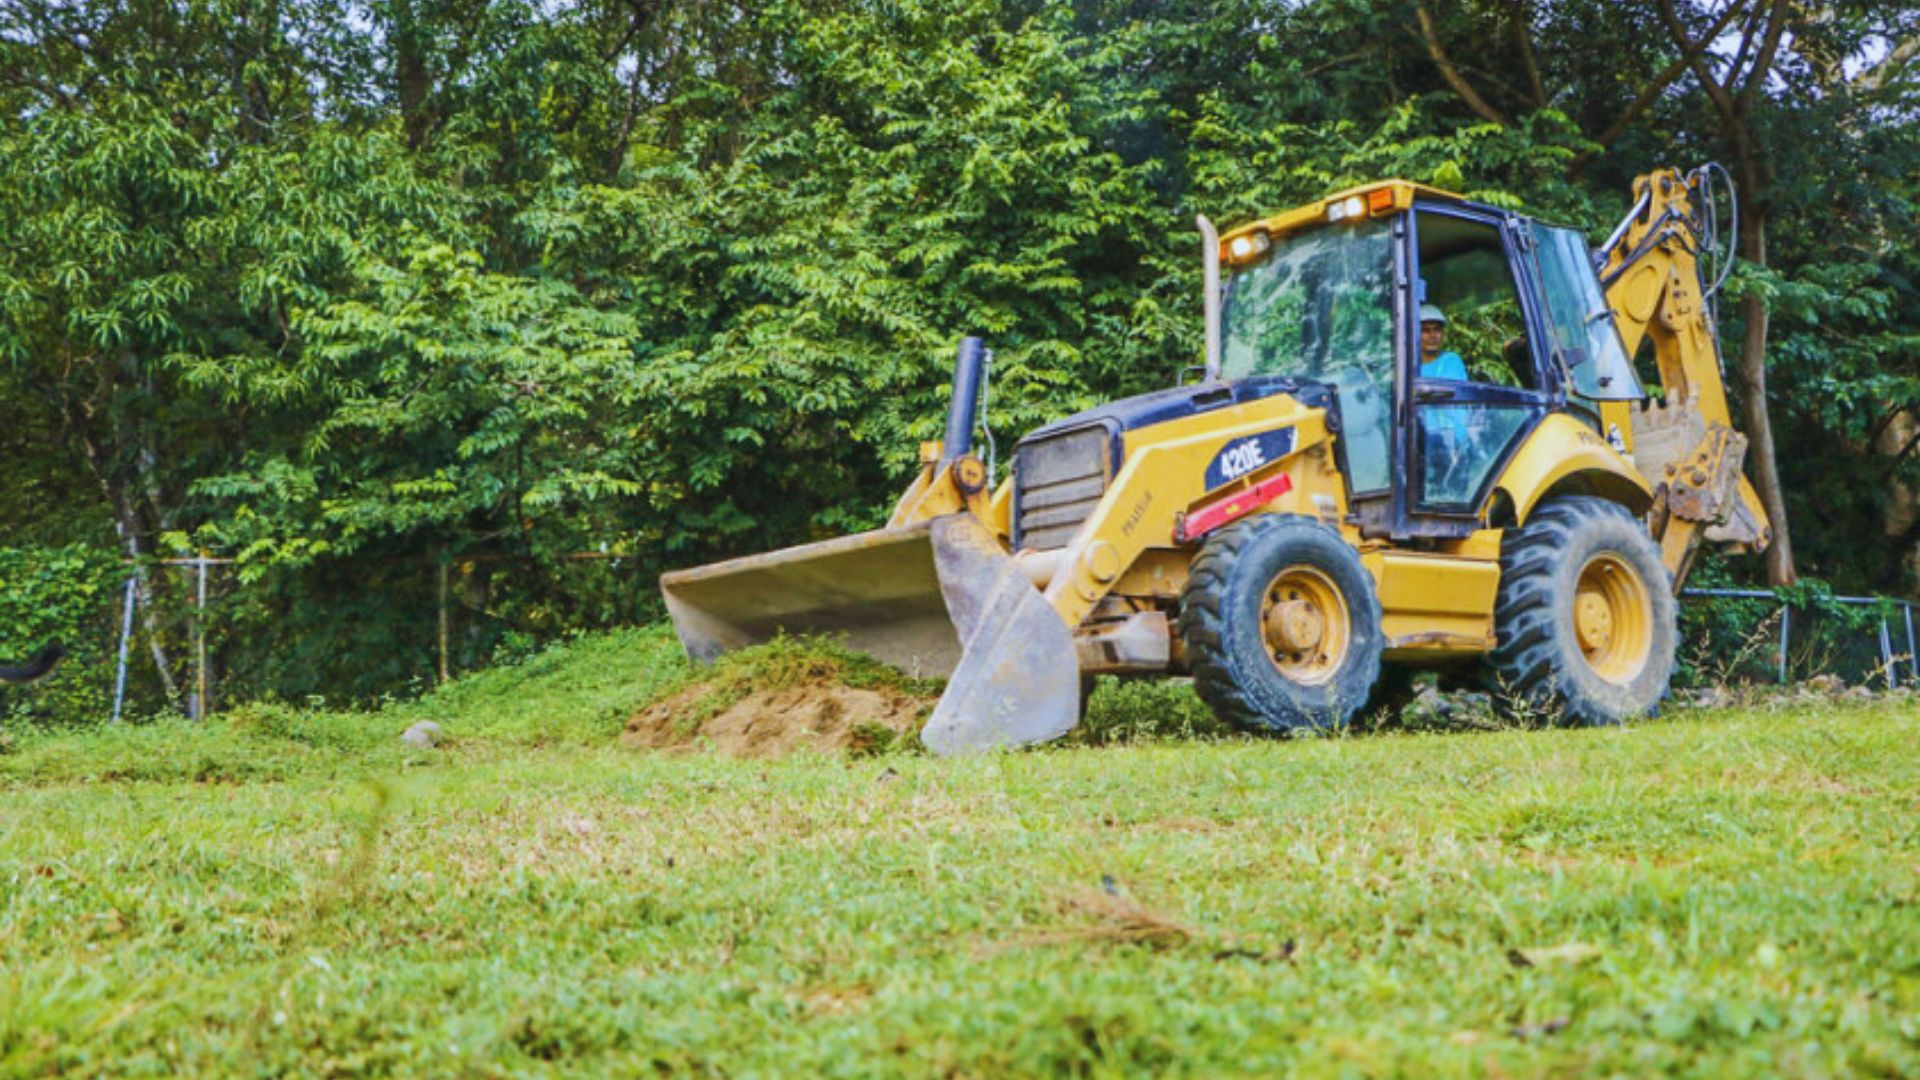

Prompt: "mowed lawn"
[1,630,1916,1078]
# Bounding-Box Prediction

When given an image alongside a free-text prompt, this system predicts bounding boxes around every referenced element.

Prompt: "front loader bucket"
[661,520,963,677]
[659,512,1079,754]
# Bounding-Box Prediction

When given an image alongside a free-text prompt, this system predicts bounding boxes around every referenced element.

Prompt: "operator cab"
[1217,181,1642,540]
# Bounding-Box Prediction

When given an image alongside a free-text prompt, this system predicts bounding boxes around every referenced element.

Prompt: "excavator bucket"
[659,512,1079,754]
[662,337,1080,753]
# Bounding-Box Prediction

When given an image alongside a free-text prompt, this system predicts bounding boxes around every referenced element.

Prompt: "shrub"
[0,545,127,727]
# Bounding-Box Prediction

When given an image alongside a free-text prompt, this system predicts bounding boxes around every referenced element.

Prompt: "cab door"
[1393,204,1555,538]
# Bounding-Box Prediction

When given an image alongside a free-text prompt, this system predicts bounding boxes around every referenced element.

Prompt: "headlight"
[1225,230,1271,263]
[1326,195,1366,223]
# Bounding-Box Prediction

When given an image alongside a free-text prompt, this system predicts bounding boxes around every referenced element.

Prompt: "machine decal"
[1176,473,1294,544]
[1204,426,1296,490]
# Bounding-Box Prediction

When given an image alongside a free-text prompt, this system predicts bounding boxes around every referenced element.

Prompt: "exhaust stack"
[1199,214,1222,380]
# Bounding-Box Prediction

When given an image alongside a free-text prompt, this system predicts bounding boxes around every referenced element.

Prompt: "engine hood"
[1017,374,1332,459]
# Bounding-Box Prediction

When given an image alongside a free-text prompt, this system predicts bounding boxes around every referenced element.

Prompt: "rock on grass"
[400,720,443,748]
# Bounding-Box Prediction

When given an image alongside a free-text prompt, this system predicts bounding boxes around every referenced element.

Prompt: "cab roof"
[1217,179,1482,262]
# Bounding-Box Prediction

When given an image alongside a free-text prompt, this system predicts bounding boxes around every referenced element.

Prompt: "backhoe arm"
[1598,168,1771,588]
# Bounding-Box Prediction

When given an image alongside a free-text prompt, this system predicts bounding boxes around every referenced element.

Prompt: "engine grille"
[1014,425,1112,551]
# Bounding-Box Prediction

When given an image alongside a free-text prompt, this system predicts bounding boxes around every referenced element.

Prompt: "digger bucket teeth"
[658,512,1080,755]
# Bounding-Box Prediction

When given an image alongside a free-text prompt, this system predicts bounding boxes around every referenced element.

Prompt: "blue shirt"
[1420,350,1471,451]
[1421,351,1468,381]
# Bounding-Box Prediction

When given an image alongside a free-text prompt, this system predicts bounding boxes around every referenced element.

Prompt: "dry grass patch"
[1001,884,1194,952]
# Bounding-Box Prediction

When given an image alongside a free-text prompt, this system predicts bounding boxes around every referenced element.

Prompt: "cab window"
[1221,218,1394,494]
[1413,211,1538,389]
[1411,210,1543,510]
[1530,223,1644,401]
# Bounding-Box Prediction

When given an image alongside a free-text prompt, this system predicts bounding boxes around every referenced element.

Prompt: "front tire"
[1179,515,1384,733]
[1487,496,1675,725]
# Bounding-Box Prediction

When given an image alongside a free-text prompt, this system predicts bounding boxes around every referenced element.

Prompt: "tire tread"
[1178,515,1382,732]
[1487,495,1674,725]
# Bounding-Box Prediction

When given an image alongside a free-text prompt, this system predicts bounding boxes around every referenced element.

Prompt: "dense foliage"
[2,0,1917,708]
[0,545,125,721]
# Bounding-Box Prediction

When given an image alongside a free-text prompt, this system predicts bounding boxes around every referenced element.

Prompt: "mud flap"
[919,513,1080,755]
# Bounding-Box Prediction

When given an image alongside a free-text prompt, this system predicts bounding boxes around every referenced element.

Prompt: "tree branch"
[609,47,650,176]
[1502,0,1547,109]
[1740,0,1791,99]
[1302,50,1370,80]
[1415,0,1511,125]
[1723,6,1763,86]
[1656,0,1742,118]
[1576,0,1748,168]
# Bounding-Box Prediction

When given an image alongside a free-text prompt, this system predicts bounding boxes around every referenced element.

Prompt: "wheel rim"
[1573,552,1652,684]
[1261,564,1350,685]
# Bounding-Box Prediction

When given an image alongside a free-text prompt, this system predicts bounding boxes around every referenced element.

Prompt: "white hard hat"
[1419,303,1447,325]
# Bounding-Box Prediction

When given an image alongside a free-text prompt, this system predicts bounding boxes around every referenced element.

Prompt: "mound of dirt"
[623,678,935,759]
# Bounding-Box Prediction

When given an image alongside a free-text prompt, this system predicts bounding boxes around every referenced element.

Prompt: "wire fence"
[98,553,655,721]
[1678,588,1918,691]
[0,551,661,725]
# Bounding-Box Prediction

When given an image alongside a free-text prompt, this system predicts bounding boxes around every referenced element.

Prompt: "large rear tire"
[1487,496,1675,725]
[1179,515,1384,733]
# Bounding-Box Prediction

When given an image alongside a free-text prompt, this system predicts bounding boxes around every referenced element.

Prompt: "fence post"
[1906,604,1917,685]
[1879,617,1898,691]
[112,573,137,724]
[438,558,451,685]
[1777,603,1790,685]
[193,554,210,720]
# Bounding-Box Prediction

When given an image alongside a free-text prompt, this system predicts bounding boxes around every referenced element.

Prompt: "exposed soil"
[623,677,936,759]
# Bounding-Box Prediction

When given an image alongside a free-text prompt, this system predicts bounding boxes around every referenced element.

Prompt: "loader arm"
[1597,168,1771,588]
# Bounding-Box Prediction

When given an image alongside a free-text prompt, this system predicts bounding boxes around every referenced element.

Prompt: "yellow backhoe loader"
[661,166,1769,753]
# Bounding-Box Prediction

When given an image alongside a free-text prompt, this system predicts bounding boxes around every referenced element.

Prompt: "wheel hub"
[1573,553,1652,684]
[1575,591,1613,651]
[1266,600,1325,653]
[1261,565,1351,686]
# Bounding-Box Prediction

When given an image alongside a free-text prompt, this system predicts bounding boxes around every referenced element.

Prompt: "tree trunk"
[460,561,494,661]
[392,2,433,151]
[1734,210,1797,585]
[62,395,183,700]
[1873,409,1919,592]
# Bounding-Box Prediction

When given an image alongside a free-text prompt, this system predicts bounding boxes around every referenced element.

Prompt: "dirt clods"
[624,678,934,759]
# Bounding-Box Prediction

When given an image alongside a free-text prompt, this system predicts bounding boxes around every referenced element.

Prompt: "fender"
[1495,414,1652,525]
[1039,395,1340,630]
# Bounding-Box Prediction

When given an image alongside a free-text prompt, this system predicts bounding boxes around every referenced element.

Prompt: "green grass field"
[2,628,1916,1077]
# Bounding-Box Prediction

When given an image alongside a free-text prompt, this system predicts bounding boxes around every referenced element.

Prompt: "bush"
[1076,677,1238,745]
[1678,573,1913,690]
[0,545,127,727]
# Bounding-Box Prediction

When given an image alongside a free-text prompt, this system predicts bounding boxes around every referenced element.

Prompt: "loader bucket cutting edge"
[658,512,1080,755]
